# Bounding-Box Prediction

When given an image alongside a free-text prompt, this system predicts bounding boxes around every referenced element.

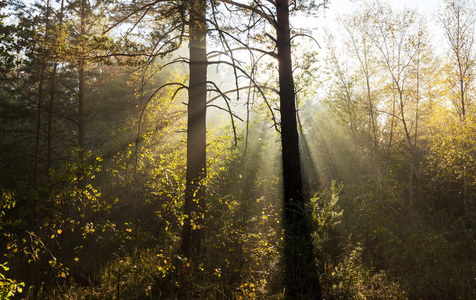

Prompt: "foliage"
[2,0,476,299]
[311,182,405,299]
[0,263,24,299]
[324,246,405,300]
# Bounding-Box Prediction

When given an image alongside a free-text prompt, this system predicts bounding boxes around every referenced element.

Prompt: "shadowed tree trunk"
[47,0,64,179]
[34,61,46,185]
[78,0,86,191]
[182,0,207,258]
[34,0,52,185]
[276,0,321,298]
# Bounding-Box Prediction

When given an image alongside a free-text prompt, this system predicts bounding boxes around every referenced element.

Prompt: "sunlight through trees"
[1,0,476,299]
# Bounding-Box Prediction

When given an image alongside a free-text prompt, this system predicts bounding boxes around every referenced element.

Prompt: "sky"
[296,0,448,56]
[322,0,443,34]
[333,0,439,14]
[294,0,442,30]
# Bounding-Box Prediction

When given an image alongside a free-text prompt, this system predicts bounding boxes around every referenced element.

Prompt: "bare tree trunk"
[78,0,86,189]
[47,0,64,180]
[47,64,55,178]
[34,63,46,185]
[34,0,52,185]
[365,71,378,153]
[410,47,422,208]
[182,0,207,258]
[276,0,321,297]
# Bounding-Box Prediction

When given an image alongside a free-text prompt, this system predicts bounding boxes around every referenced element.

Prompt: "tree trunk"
[276,0,321,298]
[78,61,85,169]
[34,0,52,185]
[47,63,55,178]
[78,0,85,189]
[182,0,207,258]
[47,0,64,180]
[34,62,46,185]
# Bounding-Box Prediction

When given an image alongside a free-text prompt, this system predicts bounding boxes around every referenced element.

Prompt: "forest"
[1,0,475,298]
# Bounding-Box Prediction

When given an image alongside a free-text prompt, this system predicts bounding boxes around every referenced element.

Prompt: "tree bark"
[47,0,64,180]
[47,63,55,178]
[78,0,86,190]
[182,0,207,258]
[34,62,46,185]
[34,0,52,185]
[276,0,321,298]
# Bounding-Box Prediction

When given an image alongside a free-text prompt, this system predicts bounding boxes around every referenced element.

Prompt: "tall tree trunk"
[34,0,52,185]
[276,0,321,298]
[365,69,378,154]
[34,62,46,185]
[47,63,55,178]
[78,0,86,189]
[78,62,85,169]
[182,0,207,258]
[47,0,64,180]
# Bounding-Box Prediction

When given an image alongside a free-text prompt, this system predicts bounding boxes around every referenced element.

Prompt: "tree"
[182,0,208,258]
[33,0,52,185]
[214,0,327,296]
[438,0,476,209]
[361,1,433,204]
[339,13,380,160]
[106,0,259,259]
[46,0,65,178]
[103,0,212,258]
[440,0,476,120]
[275,2,321,297]
[322,31,369,184]
[0,1,15,69]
